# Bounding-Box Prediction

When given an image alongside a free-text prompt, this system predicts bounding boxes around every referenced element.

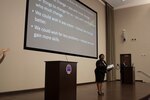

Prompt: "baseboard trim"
[77,81,95,86]
[0,80,145,95]
[115,79,144,83]
[0,88,44,96]
[135,80,144,82]
[139,94,150,100]
[0,82,96,95]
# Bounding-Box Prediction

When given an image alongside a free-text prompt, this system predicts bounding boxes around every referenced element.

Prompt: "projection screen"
[24,0,98,59]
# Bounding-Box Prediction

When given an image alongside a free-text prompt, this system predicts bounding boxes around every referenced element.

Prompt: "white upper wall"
[0,0,106,92]
[114,4,150,82]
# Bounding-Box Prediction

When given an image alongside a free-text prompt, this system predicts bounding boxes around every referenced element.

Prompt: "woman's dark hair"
[99,54,104,59]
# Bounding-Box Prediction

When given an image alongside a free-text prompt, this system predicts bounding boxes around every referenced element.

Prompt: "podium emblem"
[66,64,72,74]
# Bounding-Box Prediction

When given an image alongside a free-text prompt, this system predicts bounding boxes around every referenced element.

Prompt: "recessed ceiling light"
[122,0,126,1]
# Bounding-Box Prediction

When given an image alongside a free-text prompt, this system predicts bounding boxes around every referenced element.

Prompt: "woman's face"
[100,54,104,60]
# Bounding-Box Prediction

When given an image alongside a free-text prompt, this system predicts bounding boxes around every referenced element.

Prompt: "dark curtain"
[105,2,116,81]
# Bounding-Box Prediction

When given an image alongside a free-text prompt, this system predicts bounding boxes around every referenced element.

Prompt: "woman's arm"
[0,52,5,64]
[0,49,9,64]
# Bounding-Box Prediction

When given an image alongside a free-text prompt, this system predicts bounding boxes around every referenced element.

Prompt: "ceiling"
[103,0,150,9]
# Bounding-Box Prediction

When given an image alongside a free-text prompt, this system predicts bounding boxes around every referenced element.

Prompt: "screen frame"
[24,0,98,59]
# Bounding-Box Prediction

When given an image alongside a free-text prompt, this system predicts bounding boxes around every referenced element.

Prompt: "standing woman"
[95,54,107,95]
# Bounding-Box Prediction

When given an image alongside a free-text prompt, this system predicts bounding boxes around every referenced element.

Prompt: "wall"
[115,4,150,82]
[0,0,106,92]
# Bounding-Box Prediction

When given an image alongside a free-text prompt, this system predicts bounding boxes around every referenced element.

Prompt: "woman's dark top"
[95,59,107,82]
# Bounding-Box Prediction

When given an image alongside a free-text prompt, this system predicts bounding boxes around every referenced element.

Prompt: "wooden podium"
[121,67,135,84]
[45,61,77,100]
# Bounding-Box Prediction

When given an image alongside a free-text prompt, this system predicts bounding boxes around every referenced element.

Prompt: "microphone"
[65,55,68,62]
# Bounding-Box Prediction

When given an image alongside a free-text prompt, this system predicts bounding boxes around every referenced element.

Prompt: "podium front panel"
[45,61,77,100]
[121,67,135,84]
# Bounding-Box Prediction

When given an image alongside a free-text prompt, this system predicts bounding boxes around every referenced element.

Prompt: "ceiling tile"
[103,0,150,9]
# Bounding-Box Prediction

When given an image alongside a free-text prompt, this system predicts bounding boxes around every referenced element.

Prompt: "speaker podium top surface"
[45,60,77,63]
